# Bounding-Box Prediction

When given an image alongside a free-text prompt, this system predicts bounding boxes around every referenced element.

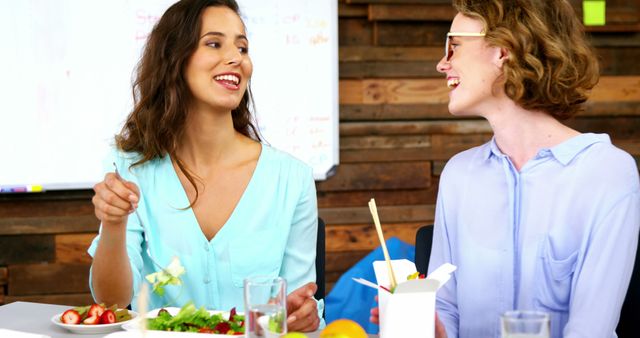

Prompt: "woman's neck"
[485,102,579,171]
[177,108,240,170]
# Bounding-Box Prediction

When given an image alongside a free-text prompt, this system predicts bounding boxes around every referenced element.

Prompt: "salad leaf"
[145,256,185,296]
[146,302,245,334]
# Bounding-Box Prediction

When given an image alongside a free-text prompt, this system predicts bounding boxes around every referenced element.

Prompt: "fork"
[112,162,169,273]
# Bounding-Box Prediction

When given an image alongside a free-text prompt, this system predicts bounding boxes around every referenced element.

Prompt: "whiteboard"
[0,0,339,191]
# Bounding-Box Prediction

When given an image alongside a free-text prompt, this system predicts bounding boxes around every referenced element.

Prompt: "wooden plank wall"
[1,0,639,305]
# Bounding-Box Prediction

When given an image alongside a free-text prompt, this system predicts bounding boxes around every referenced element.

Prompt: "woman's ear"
[493,47,509,68]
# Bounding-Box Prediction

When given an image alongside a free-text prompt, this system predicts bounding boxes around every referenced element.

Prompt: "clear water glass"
[501,310,550,338]
[244,276,287,338]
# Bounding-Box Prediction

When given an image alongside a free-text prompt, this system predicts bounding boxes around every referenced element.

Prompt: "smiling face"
[436,13,505,117]
[184,6,252,113]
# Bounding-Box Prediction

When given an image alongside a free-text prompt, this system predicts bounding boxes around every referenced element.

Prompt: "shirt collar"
[548,133,610,165]
[483,133,610,165]
[484,137,502,161]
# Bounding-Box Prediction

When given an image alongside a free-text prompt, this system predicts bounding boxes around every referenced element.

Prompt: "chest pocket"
[534,236,578,312]
[229,231,282,287]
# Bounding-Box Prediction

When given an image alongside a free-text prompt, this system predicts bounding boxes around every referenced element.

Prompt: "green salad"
[146,302,244,335]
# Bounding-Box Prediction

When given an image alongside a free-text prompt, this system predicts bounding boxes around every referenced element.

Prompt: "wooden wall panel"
[317,187,437,208]
[340,77,640,105]
[339,61,441,78]
[340,46,441,62]
[338,18,372,46]
[320,205,434,225]
[55,234,95,264]
[374,22,449,46]
[0,266,7,304]
[316,162,432,191]
[339,47,640,77]
[338,3,367,18]
[8,263,90,296]
[0,235,55,265]
[340,101,640,121]
[368,4,455,21]
[326,222,427,252]
[340,121,492,136]
[340,103,453,120]
[0,215,99,236]
[0,199,94,218]
[0,267,7,285]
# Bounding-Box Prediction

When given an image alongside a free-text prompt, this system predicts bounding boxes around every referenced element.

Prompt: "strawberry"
[88,304,105,318]
[228,307,237,321]
[99,310,116,324]
[60,309,81,324]
[83,315,100,325]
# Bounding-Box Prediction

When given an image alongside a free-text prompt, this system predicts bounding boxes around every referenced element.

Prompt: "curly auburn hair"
[453,0,600,120]
[116,0,260,205]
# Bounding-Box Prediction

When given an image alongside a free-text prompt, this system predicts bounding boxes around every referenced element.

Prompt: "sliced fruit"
[99,310,116,324]
[83,315,100,325]
[115,309,132,322]
[60,309,81,324]
[87,304,105,318]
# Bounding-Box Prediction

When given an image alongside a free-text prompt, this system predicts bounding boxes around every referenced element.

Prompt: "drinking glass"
[244,276,287,338]
[501,311,550,338]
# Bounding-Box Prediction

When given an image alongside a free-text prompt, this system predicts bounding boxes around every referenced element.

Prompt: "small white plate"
[51,309,138,334]
[122,307,237,337]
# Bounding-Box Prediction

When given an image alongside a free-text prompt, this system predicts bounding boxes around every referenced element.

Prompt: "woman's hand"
[369,295,379,324]
[92,172,140,228]
[286,282,320,332]
[91,171,139,307]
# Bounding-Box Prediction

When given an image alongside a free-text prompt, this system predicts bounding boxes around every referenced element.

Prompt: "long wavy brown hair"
[116,0,261,205]
[453,0,599,120]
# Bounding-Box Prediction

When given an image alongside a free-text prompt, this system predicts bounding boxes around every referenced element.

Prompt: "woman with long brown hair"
[89,0,320,332]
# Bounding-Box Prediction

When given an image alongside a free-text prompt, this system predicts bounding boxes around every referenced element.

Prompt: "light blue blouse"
[429,133,640,338]
[88,144,320,314]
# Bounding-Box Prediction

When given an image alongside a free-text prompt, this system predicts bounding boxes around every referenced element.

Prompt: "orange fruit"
[283,333,308,338]
[319,319,367,338]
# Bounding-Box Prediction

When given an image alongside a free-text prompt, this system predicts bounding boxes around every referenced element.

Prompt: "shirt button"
[204,243,209,251]
[204,277,210,284]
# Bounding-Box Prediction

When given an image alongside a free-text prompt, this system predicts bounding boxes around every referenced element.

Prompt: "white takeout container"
[374,259,456,338]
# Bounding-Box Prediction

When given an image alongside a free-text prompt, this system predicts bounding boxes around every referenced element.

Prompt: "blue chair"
[324,237,415,334]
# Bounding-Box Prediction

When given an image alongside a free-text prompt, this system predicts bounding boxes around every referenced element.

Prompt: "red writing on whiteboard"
[282,15,300,24]
[135,10,161,41]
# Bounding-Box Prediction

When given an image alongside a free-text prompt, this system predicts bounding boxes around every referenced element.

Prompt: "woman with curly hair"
[423,0,640,337]
[397,0,640,337]
[88,0,321,332]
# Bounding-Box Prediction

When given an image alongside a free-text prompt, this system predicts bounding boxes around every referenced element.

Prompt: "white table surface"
[0,301,377,338]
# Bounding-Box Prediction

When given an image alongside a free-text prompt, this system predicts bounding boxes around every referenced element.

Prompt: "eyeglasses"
[445,32,486,61]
